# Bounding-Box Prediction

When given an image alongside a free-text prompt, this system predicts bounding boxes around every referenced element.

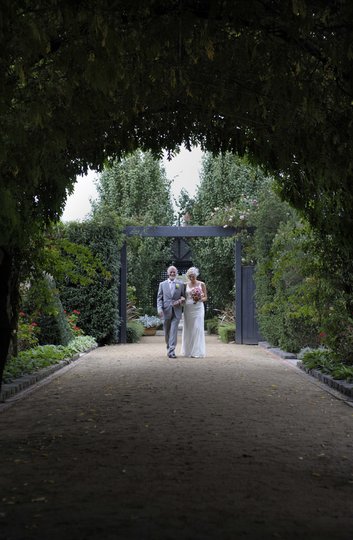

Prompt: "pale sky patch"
[61,145,203,222]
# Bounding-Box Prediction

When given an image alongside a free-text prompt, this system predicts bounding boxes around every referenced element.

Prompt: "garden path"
[1,335,353,540]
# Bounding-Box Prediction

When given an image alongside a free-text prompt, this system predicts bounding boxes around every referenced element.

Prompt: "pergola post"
[118,241,127,344]
[235,239,242,344]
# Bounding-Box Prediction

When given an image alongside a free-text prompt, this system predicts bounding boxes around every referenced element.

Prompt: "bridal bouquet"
[191,286,202,303]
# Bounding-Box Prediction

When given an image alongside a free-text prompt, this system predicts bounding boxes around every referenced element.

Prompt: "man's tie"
[170,281,175,295]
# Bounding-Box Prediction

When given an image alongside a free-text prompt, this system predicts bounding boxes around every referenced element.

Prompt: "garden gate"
[119,226,262,345]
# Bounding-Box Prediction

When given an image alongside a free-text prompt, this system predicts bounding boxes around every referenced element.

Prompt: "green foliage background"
[253,189,353,361]
[58,220,122,345]
[93,150,175,313]
[36,275,73,347]
[189,152,270,312]
[2,3,353,381]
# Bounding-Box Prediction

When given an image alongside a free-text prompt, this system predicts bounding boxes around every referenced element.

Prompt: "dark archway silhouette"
[119,225,261,345]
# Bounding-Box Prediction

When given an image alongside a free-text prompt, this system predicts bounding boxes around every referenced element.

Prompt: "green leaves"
[3,336,97,383]
[59,221,121,345]
[92,150,174,314]
[2,1,353,362]
[95,150,174,225]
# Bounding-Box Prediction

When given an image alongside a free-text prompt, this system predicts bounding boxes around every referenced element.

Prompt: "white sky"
[61,145,203,222]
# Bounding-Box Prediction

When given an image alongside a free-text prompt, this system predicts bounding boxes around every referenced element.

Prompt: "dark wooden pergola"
[119,225,260,345]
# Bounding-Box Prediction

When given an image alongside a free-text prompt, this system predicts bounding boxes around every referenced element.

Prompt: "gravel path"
[1,335,353,540]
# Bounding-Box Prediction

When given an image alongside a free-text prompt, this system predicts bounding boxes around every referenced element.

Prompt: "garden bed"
[297,362,353,399]
[259,341,353,401]
[0,343,97,403]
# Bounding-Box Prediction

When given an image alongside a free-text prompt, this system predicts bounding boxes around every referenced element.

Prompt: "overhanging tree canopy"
[1,1,353,379]
[1,1,353,246]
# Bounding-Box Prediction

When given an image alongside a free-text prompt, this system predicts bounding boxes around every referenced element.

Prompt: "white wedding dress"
[181,284,206,358]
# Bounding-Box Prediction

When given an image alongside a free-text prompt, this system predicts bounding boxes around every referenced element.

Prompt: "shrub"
[206,317,219,335]
[320,301,353,365]
[279,311,320,353]
[127,321,145,343]
[3,336,97,383]
[218,323,236,343]
[256,220,323,352]
[60,221,121,345]
[20,274,73,347]
[330,364,353,382]
[66,309,84,336]
[298,346,353,382]
[39,307,73,347]
[138,314,161,328]
[17,312,40,352]
[298,347,336,371]
[37,276,73,346]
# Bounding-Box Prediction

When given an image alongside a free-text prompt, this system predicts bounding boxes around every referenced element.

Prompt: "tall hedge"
[253,189,323,353]
[252,187,295,346]
[59,221,122,345]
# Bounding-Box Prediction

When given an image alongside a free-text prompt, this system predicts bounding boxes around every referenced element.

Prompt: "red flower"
[73,310,80,315]
[319,331,326,343]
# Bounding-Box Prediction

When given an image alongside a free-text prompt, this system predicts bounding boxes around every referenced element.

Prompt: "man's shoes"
[168,353,177,358]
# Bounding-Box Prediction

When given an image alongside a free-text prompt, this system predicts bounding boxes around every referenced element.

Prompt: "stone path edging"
[298,363,353,398]
[0,346,97,404]
[258,340,353,401]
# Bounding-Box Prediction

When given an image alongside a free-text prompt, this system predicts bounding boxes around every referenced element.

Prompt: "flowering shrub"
[208,196,258,229]
[17,312,40,352]
[206,199,258,265]
[65,309,84,336]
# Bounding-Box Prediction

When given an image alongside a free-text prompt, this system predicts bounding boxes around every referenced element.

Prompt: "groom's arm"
[179,283,186,305]
[157,282,164,317]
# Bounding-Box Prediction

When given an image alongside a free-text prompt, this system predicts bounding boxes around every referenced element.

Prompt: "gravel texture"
[1,335,353,540]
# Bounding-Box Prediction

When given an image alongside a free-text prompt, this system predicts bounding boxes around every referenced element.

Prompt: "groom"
[157,265,185,358]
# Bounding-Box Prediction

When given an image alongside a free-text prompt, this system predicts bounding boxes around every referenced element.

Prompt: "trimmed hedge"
[218,323,236,343]
[59,221,122,345]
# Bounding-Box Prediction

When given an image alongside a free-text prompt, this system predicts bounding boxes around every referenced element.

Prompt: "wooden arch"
[119,225,261,345]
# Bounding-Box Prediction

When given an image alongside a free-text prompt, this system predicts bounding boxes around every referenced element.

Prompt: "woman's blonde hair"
[186,266,199,278]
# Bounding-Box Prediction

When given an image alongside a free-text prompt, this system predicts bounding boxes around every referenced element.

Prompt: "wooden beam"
[123,225,254,238]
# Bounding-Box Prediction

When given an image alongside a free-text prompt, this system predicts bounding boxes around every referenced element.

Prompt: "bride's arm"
[201,282,208,302]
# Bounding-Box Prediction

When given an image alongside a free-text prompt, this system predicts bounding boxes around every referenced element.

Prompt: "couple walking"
[157,265,207,358]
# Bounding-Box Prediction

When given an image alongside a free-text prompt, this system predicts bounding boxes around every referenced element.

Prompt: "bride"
[181,266,207,358]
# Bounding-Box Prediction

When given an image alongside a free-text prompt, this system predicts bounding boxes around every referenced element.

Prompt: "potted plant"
[138,314,161,336]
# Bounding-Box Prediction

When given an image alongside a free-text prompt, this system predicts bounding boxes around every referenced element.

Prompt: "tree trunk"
[0,248,18,392]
